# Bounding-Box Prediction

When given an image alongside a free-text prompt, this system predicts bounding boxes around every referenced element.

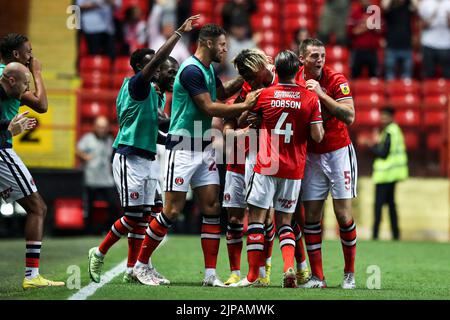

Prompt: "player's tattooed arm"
[217,75,245,101]
[141,14,200,82]
[21,58,48,113]
[322,97,355,126]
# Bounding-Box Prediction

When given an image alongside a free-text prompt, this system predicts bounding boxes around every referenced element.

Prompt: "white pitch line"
[68,237,168,300]
[68,259,127,300]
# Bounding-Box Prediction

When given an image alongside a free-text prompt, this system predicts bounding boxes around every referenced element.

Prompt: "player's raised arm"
[20,57,48,113]
[140,14,200,82]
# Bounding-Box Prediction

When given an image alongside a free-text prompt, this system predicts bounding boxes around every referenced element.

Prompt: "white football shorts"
[246,172,301,214]
[164,147,220,192]
[301,144,358,201]
[112,153,157,208]
[0,149,37,203]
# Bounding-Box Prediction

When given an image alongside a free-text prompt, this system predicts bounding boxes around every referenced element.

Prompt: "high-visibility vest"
[373,123,409,184]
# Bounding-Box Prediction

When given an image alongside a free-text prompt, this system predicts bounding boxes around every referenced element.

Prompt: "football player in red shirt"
[231,50,323,288]
[296,38,357,289]
[222,49,278,286]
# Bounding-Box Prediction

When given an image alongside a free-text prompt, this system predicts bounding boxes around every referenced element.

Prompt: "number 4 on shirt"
[274,112,293,143]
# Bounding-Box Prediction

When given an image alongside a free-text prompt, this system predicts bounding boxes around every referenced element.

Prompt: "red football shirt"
[252,83,323,179]
[296,65,353,154]
[226,66,279,174]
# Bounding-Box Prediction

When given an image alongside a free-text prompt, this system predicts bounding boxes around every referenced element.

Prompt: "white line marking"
[68,237,168,300]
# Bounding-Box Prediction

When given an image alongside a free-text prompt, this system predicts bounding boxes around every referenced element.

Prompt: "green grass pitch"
[1,235,449,300]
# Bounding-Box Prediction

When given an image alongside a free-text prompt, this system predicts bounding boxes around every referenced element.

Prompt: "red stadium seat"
[79,56,111,73]
[403,131,419,151]
[326,46,349,63]
[191,0,213,14]
[283,3,313,18]
[114,56,132,74]
[251,14,281,30]
[260,45,280,58]
[283,16,314,33]
[385,79,420,96]
[328,61,350,78]
[426,131,444,151]
[394,109,420,127]
[354,93,386,109]
[423,95,448,109]
[422,79,449,96]
[424,109,447,128]
[81,72,111,89]
[113,75,126,89]
[355,108,381,127]
[81,101,109,119]
[258,1,277,14]
[388,94,420,109]
[259,30,282,47]
[351,78,385,95]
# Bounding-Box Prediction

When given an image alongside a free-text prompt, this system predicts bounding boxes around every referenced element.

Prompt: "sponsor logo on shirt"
[340,83,350,95]
[274,91,300,99]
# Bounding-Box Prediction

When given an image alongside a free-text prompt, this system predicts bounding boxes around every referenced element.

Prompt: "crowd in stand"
[76,0,450,80]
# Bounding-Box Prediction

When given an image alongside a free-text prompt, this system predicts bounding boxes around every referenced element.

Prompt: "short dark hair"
[275,50,300,79]
[130,48,155,73]
[0,33,29,60]
[166,56,178,66]
[381,106,395,116]
[198,24,226,42]
[298,38,324,56]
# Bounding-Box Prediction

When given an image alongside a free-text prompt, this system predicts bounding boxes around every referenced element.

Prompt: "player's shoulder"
[322,65,349,84]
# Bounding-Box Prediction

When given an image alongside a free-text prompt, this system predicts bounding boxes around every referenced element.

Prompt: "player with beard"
[133,24,261,287]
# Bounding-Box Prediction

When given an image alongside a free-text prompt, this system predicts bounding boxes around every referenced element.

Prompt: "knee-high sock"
[246,223,265,282]
[339,219,357,274]
[25,241,41,279]
[293,222,307,266]
[201,215,221,269]
[127,215,150,268]
[99,215,140,255]
[137,212,173,264]
[263,222,275,265]
[278,225,296,273]
[304,221,324,280]
[226,222,244,272]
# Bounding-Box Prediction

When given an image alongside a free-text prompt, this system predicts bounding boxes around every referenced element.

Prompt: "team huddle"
[88,14,358,290]
[0,13,357,290]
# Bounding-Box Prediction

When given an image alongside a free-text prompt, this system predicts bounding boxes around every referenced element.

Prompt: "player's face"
[302,45,325,78]
[158,60,179,92]
[210,35,227,63]
[9,72,30,100]
[241,67,268,89]
[14,41,33,67]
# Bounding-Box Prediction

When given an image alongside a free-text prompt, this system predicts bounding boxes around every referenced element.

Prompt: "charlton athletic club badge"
[175,177,184,186]
[130,192,139,200]
[224,193,231,202]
